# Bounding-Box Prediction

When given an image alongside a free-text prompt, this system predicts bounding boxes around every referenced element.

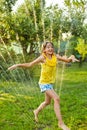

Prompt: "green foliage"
[75,38,87,59]
[0,0,17,13]
[67,36,78,55]
[5,0,17,12]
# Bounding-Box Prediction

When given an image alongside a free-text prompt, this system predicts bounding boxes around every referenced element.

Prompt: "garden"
[0,0,87,130]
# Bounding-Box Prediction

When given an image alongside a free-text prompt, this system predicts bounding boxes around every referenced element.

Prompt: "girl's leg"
[46,89,70,130]
[34,92,51,122]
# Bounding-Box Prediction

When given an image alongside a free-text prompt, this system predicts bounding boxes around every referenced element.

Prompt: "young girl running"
[8,41,79,130]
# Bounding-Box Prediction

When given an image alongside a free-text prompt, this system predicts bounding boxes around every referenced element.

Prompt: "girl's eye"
[48,47,52,49]
[47,46,53,48]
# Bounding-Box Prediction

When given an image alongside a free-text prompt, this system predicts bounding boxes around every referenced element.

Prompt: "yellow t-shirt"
[39,53,57,84]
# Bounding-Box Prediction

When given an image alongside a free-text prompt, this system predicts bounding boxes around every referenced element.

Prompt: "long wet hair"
[41,41,54,53]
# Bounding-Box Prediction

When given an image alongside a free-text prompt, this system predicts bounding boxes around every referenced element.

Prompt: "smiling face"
[43,42,54,55]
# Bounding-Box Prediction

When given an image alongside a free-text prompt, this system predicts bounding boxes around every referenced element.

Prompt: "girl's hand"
[8,64,18,71]
[70,55,80,62]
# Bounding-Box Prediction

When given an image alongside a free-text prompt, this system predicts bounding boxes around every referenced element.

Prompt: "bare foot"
[33,110,38,122]
[58,123,70,130]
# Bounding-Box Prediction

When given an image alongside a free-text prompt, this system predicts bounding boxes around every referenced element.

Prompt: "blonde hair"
[41,41,54,53]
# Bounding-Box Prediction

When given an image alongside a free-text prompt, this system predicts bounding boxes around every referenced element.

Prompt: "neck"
[45,53,53,59]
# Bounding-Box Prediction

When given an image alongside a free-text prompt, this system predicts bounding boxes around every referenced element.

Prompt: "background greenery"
[0,0,87,57]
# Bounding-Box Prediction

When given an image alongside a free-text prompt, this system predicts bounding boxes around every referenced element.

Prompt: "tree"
[64,0,86,37]
[0,0,17,45]
[8,0,45,55]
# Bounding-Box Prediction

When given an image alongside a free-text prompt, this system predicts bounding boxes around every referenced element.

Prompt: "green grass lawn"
[0,62,87,130]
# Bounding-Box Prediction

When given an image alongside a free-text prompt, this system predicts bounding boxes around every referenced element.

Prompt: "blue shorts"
[39,84,53,92]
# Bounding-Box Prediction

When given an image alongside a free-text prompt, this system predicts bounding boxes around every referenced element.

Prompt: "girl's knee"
[54,96,60,103]
[45,101,51,105]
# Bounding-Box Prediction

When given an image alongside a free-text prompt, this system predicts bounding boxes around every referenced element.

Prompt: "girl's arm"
[56,54,79,63]
[8,55,44,70]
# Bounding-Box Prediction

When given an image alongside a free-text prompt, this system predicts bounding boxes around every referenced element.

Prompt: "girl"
[8,42,79,130]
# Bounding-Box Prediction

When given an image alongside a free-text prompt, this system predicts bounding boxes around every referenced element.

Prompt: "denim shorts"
[39,84,53,92]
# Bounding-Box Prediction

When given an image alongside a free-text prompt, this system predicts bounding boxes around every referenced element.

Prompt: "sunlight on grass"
[0,93,15,102]
[16,94,34,100]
